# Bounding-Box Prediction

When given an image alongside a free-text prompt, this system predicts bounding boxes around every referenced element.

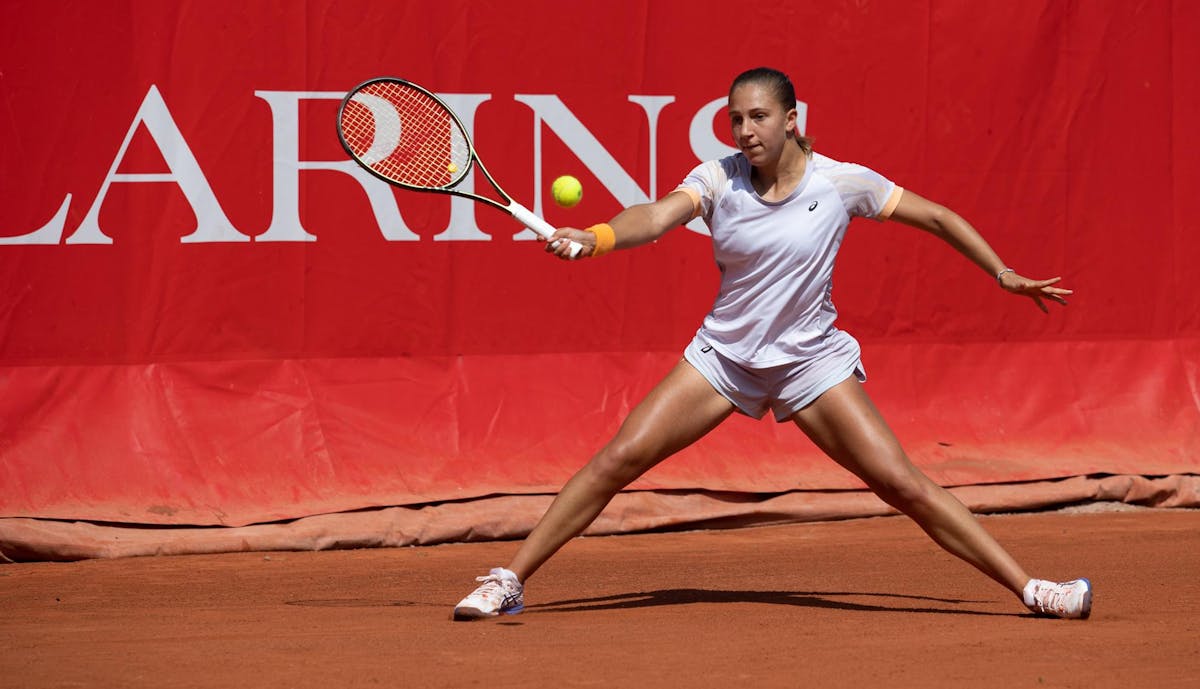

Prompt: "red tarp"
[1,1,1197,555]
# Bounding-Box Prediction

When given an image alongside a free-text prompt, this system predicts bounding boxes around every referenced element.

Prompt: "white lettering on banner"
[0,195,72,245]
[686,97,736,236]
[65,85,249,244]
[3,86,808,245]
[512,94,673,242]
[254,91,496,242]
[435,94,494,242]
[255,90,414,242]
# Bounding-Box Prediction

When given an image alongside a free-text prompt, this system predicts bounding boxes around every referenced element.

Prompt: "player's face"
[728,84,796,167]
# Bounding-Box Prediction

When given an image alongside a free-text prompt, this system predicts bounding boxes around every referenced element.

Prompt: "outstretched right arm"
[544,189,698,259]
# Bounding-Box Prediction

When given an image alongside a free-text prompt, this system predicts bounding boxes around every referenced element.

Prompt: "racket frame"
[336,77,581,256]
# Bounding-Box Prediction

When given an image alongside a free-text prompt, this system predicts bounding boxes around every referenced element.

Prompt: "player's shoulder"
[809,151,889,191]
[810,151,871,177]
[809,150,897,217]
[709,153,745,181]
[687,153,744,189]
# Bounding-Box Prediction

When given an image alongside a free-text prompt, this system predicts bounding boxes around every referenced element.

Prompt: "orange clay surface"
[3,507,1199,689]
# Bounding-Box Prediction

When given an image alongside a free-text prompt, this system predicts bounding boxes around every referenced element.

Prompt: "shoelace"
[471,574,505,598]
[1032,582,1069,614]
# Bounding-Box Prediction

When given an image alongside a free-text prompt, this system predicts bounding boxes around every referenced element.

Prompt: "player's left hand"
[998,272,1072,313]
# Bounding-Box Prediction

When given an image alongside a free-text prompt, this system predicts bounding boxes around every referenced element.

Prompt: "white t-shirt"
[677,151,903,368]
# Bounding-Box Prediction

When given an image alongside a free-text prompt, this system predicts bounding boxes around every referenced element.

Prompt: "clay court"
[4,507,1198,689]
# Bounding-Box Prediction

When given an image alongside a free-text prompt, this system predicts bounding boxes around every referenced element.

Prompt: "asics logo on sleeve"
[808,201,819,211]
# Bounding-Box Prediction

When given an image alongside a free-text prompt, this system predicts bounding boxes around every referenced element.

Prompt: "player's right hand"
[544,227,594,260]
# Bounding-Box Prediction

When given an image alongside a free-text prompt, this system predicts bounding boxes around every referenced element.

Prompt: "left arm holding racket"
[337,77,583,258]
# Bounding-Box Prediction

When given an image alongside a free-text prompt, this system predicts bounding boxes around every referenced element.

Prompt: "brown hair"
[729,67,814,155]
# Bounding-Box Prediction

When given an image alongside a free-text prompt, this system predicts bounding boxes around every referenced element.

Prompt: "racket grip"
[509,202,584,259]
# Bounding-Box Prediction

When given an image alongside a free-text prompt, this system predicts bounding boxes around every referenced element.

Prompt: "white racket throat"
[508,202,581,257]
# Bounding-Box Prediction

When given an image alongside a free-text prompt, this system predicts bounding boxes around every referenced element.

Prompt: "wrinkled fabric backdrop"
[1,1,1196,559]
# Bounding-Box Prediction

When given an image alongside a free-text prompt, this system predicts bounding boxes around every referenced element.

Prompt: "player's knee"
[870,469,934,512]
[587,440,654,489]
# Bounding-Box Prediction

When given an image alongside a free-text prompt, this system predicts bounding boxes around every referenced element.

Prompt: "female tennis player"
[453,67,1090,621]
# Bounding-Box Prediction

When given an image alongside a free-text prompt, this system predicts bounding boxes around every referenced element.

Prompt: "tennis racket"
[337,77,583,258]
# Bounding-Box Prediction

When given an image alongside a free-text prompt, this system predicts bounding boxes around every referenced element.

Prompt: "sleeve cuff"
[673,186,703,221]
[877,186,904,220]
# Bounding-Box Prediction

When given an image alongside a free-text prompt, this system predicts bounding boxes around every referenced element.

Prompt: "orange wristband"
[585,223,616,257]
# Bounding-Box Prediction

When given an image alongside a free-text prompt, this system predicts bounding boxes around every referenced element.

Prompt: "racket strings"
[340,81,470,189]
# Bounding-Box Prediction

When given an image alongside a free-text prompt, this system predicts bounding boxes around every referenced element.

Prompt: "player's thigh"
[789,376,923,491]
[599,359,735,473]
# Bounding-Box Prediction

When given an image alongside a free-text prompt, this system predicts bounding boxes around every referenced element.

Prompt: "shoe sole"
[451,603,524,621]
[452,605,494,621]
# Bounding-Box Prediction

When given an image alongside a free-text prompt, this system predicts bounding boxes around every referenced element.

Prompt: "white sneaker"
[452,567,525,620]
[1024,578,1092,619]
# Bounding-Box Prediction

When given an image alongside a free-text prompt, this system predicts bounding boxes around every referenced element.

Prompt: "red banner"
[1,1,1197,527]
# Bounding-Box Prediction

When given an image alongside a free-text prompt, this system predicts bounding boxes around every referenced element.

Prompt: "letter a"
[65,85,248,244]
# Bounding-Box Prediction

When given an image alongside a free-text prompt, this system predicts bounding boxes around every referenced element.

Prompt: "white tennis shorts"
[683,331,866,422]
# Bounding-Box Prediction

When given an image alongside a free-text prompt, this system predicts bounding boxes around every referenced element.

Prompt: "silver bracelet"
[995,267,1016,285]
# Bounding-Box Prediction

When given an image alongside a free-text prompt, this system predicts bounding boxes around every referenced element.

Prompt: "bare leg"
[507,360,735,581]
[790,376,1029,596]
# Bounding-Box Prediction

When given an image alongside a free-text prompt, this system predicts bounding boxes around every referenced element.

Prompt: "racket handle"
[509,202,584,259]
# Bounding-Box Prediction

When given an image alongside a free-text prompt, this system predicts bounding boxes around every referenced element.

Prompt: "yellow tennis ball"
[551,175,583,208]
[447,163,458,174]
